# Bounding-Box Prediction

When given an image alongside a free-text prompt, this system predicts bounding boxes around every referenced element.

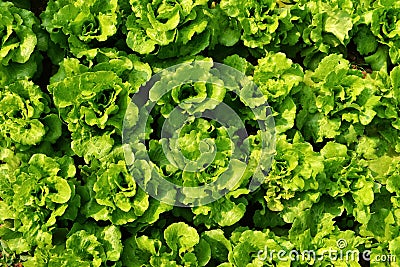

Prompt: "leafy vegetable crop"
[1,0,400,266]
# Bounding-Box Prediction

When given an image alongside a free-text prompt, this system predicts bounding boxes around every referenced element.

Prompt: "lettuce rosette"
[294,53,400,155]
[218,0,307,55]
[253,52,304,134]
[48,69,128,162]
[291,54,376,144]
[0,1,44,85]
[0,154,78,257]
[125,0,215,58]
[41,0,120,59]
[300,0,358,69]
[362,0,400,65]
[0,79,62,151]
[79,145,151,225]
[47,50,151,162]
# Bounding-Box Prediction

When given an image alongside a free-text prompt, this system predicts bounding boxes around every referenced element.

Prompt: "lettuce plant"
[125,0,214,58]
[79,145,151,225]
[0,1,37,65]
[219,0,305,50]
[366,0,400,64]
[0,154,77,255]
[47,49,151,162]
[0,1,44,85]
[41,0,120,58]
[0,79,61,149]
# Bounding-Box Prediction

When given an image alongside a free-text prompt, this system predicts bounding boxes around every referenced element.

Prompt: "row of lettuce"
[1,0,400,266]
[2,0,400,81]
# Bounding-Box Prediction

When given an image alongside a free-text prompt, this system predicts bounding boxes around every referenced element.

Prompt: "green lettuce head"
[368,1,400,64]
[48,70,129,161]
[0,80,62,150]
[125,0,213,58]
[0,154,77,255]
[41,0,119,58]
[47,50,152,162]
[0,1,38,65]
[80,145,150,225]
[219,0,307,53]
[0,1,43,85]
